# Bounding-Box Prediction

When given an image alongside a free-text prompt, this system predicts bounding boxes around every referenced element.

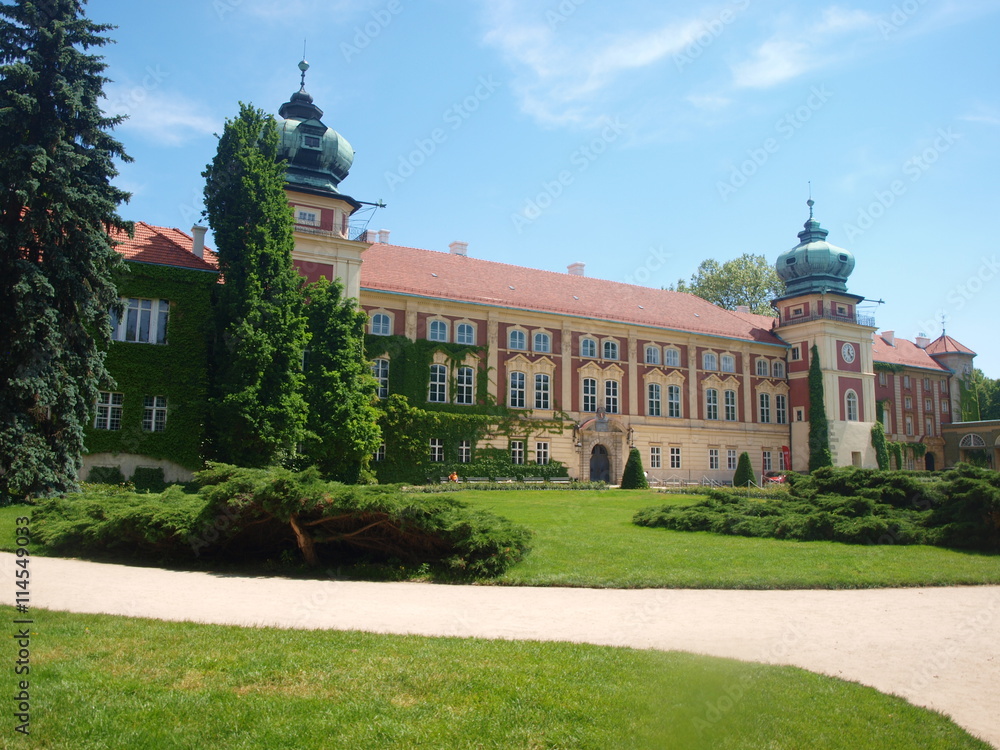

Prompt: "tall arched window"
[429,319,448,342]
[509,371,526,408]
[508,329,526,350]
[705,388,719,420]
[604,380,619,413]
[703,352,717,371]
[776,393,788,424]
[581,337,597,358]
[772,361,785,378]
[667,385,681,418]
[756,359,769,377]
[664,348,680,367]
[428,364,447,402]
[370,313,391,336]
[724,390,737,421]
[533,332,551,353]
[845,390,859,421]
[603,340,619,360]
[645,346,660,365]
[582,378,597,412]
[759,393,771,423]
[721,354,735,373]
[648,383,661,416]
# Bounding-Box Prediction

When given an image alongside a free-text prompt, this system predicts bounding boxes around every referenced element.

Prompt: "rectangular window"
[605,380,619,414]
[924,398,932,412]
[647,383,661,417]
[940,380,948,394]
[905,416,914,436]
[296,209,318,225]
[429,319,448,342]
[925,417,934,437]
[582,378,597,412]
[721,355,735,373]
[705,388,718,420]
[779,450,786,471]
[142,395,167,432]
[510,440,525,465]
[373,358,389,399]
[534,373,551,410]
[509,371,526,408]
[923,378,931,391]
[724,390,737,421]
[459,440,472,463]
[759,393,771,423]
[762,450,772,471]
[456,323,475,345]
[879,371,887,386]
[535,442,550,465]
[670,447,681,469]
[112,298,169,344]
[904,396,912,409]
[373,443,386,462]
[429,438,444,462]
[649,446,662,469]
[429,364,447,403]
[94,391,123,430]
[664,348,680,367]
[903,375,911,389]
[942,399,950,413]
[709,449,719,470]
[790,346,801,361]
[727,449,737,470]
[456,366,475,405]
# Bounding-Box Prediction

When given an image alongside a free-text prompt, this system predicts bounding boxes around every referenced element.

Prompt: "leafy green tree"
[299,277,381,483]
[733,451,754,487]
[620,447,649,489]
[0,0,131,500]
[969,368,1000,421]
[871,421,890,470]
[671,254,784,316]
[203,103,308,467]
[808,344,833,471]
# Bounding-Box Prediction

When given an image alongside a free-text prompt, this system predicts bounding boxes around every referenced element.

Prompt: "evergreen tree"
[299,277,381,483]
[620,446,648,489]
[203,103,308,467]
[808,344,833,471]
[871,421,890,470]
[0,0,131,500]
[733,451,754,487]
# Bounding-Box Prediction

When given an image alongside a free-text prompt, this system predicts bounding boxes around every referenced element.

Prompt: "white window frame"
[456,322,476,345]
[645,345,661,365]
[533,332,551,353]
[534,373,551,410]
[724,389,737,421]
[727,449,738,470]
[759,393,771,423]
[720,354,735,373]
[429,438,444,462]
[509,371,526,408]
[647,383,661,417]
[772,361,785,378]
[535,441,550,465]
[603,340,619,360]
[374,443,386,462]
[649,446,662,469]
[456,366,475,405]
[775,394,787,424]
[756,359,769,377]
[705,388,718,420]
[112,298,169,345]
[846,390,859,422]
[370,312,391,336]
[508,329,526,350]
[510,440,525,465]
[604,380,619,413]
[459,440,472,463]
[373,358,389,399]
[762,450,772,471]
[709,448,720,470]
[142,395,167,432]
[667,384,681,418]
[581,337,597,358]
[428,319,449,342]
[670,447,681,469]
[429,364,447,403]
[703,352,717,371]
[95,391,123,430]
[582,377,597,412]
[664,348,680,367]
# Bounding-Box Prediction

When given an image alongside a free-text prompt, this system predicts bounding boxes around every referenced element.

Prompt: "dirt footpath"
[3,553,998,747]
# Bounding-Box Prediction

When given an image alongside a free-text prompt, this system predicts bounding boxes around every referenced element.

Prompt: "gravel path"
[3,552,998,747]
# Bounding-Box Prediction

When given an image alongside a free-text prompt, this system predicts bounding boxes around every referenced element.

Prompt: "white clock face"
[842,343,856,363]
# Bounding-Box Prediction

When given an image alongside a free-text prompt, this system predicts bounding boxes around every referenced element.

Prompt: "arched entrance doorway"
[590,444,610,482]
[925,453,935,471]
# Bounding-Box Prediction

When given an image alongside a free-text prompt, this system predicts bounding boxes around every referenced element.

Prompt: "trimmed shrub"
[733,451,754,487]
[131,467,167,493]
[86,465,125,485]
[620,447,649,489]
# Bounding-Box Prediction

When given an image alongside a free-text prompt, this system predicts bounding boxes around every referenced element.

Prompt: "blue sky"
[92,0,1000,375]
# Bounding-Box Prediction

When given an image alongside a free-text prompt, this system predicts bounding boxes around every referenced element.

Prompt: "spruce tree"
[808,344,833,471]
[299,277,381,483]
[0,0,131,500]
[203,103,308,467]
[620,446,648,489]
[733,451,754,487]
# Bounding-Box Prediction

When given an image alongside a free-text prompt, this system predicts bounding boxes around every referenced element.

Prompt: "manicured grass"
[459,490,1000,588]
[5,607,988,750]
[0,504,29,552]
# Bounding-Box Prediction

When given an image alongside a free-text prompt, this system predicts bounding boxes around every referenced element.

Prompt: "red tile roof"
[872,333,949,372]
[924,334,976,356]
[111,222,218,272]
[360,243,785,345]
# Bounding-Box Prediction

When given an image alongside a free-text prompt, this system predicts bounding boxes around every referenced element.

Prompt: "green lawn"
[459,489,1000,588]
[5,607,988,750]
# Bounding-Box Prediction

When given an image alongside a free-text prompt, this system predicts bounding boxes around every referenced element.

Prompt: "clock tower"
[773,201,878,470]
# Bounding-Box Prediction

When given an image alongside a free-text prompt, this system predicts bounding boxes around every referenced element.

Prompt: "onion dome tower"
[772,199,876,472]
[276,60,369,299]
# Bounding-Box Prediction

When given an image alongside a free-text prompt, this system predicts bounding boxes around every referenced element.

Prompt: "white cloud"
[731,6,876,89]
[103,88,219,147]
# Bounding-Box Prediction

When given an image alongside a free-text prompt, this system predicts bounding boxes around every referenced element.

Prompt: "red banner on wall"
[781,445,791,470]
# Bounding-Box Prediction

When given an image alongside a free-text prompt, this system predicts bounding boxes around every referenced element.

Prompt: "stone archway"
[590,444,610,482]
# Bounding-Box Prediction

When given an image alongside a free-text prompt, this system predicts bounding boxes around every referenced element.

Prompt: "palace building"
[84,66,994,484]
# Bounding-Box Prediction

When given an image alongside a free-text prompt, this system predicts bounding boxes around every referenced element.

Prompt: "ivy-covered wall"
[84,262,217,470]
[365,335,568,483]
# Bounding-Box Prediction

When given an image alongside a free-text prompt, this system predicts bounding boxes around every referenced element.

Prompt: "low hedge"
[635,465,999,551]
[33,464,532,578]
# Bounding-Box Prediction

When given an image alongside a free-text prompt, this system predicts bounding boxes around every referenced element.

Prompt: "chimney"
[882,330,895,347]
[361,229,376,243]
[191,224,207,259]
[567,262,585,276]
[915,334,930,349]
[735,305,751,313]
[377,229,390,244]
[449,241,469,256]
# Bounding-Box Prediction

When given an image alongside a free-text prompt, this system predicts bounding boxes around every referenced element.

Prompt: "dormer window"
[302,133,322,149]
[297,210,318,225]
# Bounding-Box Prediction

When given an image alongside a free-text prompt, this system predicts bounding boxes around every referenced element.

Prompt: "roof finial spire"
[298,54,309,91]
[807,181,814,219]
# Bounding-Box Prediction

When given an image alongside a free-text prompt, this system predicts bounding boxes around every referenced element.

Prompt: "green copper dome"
[775,200,855,295]
[276,60,354,196]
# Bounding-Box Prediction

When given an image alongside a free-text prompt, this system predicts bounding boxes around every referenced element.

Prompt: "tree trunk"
[288,513,319,566]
